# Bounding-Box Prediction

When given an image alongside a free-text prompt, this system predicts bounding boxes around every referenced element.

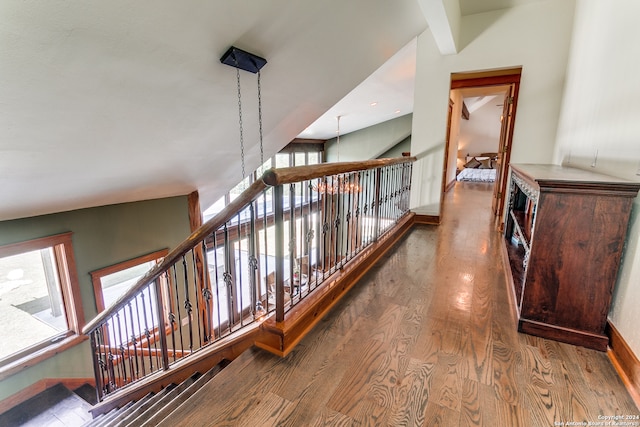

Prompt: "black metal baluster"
[345,173,353,261]
[288,183,295,300]
[133,293,145,377]
[321,177,329,281]
[201,241,213,343]
[190,248,203,347]
[90,330,104,401]
[248,202,258,319]
[128,301,140,380]
[171,264,182,362]
[124,305,135,384]
[236,213,244,326]
[96,324,109,396]
[114,312,127,386]
[149,281,161,371]
[153,277,170,371]
[262,189,270,312]
[223,223,234,331]
[182,255,194,353]
[314,178,321,287]
[363,171,371,246]
[333,175,342,271]
[212,235,222,338]
[139,287,152,374]
[355,171,363,254]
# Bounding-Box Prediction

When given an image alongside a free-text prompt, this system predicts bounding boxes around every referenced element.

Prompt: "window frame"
[0,232,85,377]
[89,249,172,348]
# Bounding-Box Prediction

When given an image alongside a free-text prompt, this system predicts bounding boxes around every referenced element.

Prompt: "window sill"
[0,334,88,382]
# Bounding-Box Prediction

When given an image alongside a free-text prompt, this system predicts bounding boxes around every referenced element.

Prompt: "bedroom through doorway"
[441,68,521,230]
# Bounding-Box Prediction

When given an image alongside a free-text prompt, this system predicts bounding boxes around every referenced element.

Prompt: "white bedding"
[457,167,496,182]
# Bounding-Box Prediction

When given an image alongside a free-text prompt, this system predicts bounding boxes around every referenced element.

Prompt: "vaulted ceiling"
[0,0,542,221]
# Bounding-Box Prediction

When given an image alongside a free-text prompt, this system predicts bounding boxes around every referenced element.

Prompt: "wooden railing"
[83,156,415,401]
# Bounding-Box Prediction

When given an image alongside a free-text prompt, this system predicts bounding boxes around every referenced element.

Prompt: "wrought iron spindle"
[181,255,194,352]
[139,288,153,374]
[201,241,213,343]
[212,236,222,338]
[190,248,203,347]
[248,203,259,319]
[171,265,181,361]
[127,301,140,379]
[153,277,169,371]
[223,223,234,331]
[235,213,244,327]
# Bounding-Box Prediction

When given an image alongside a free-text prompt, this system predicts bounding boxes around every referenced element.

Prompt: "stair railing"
[82,156,415,401]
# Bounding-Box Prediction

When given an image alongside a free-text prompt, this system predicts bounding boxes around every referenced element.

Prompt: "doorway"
[441,68,521,230]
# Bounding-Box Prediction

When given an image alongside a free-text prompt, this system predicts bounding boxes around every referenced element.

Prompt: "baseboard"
[413,214,440,225]
[445,179,456,193]
[0,377,95,415]
[606,321,640,408]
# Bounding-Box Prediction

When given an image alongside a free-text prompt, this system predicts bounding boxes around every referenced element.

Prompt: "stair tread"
[125,373,201,427]
[138,362,229,427]
[106,386,174,427]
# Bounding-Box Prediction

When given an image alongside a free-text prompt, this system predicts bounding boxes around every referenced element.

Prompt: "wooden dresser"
[502,164,640,351]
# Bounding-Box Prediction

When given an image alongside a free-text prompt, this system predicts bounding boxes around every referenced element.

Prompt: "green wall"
[0,195,191,402]
[378,136,412,159]
[325,113,413,161]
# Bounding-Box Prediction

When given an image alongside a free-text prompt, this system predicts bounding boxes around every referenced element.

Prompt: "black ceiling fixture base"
[220,46,267,74]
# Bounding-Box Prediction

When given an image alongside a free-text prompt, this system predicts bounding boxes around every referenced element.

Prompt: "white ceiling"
[0,0,542,221]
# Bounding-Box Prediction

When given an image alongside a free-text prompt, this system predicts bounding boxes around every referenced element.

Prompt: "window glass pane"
[100,260,156,308]
[0,248,68,360]
[275,153,290,168]
[229,176,251,202]
[294,152,306,166]
[203,195,226,219]
[308,152,320,165]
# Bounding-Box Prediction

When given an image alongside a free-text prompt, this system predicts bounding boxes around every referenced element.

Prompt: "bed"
[456,154,498,183]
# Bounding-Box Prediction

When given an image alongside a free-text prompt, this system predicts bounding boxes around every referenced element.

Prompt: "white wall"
[553,0,640,357]
[410,0,576,214]
[458,98,502,156]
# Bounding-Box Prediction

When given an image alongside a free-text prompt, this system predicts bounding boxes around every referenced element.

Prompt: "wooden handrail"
[83,156,415,335]
[83,178,268,334]
[262,157,416,186]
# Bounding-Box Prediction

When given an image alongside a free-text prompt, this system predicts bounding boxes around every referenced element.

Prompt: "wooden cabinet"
[502,164,640,351]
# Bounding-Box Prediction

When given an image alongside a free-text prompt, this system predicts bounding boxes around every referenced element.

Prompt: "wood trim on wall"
[606,321,640,408]
[413,214,440,225]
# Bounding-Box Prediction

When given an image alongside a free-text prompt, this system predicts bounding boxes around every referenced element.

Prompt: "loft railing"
[82,156,415,401]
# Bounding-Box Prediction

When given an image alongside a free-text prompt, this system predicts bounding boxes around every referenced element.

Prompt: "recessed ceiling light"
[370,101,378,107]
[394,109,401,114]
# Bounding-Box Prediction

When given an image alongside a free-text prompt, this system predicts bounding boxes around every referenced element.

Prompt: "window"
[0,232,84,368]
[90,249,168,313]
[90,250,169,345]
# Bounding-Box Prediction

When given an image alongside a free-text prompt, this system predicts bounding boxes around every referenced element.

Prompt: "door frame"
[442,67,522,229]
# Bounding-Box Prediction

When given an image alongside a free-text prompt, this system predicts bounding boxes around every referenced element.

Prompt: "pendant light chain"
[257,71,264,167]
[236,65,246,179]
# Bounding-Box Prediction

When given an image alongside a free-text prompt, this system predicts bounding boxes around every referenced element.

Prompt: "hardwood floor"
[159,182,639,426]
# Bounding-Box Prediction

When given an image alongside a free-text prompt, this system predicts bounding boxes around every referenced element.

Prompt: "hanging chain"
[235,64,245,179]
[257,71,264,167]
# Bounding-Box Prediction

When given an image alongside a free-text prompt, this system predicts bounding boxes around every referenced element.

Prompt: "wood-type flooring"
[159,182,639,426]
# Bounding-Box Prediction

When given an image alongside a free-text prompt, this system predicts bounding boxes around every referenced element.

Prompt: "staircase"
[85,360,229,427]
[0,361,229,427]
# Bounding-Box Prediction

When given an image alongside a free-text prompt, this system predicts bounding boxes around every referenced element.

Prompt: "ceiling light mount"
[220,46,267,74]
